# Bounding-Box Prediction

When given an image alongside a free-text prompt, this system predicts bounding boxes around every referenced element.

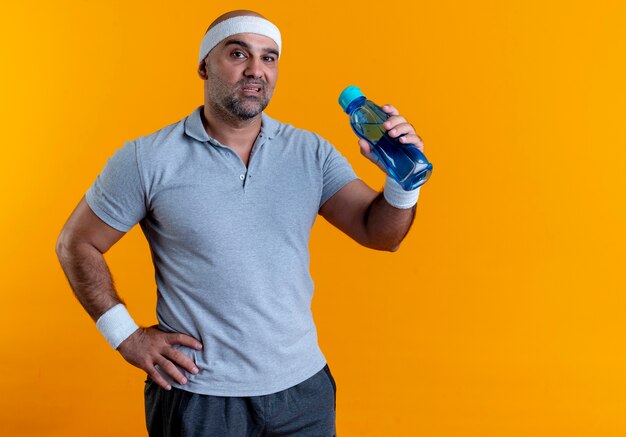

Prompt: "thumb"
[358,139,388,175]
[358,139,372,159]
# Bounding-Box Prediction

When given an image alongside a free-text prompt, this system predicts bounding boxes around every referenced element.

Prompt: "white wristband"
[383,175,420,209]
[95,304,139,349]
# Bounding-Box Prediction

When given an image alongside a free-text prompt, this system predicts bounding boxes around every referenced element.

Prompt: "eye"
[264,56,276,63]
[231,50,246,59]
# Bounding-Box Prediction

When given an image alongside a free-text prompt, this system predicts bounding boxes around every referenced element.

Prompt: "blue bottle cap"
[338,85,365,113]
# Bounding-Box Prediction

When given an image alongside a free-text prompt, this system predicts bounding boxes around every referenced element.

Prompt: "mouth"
[241,84,263,94]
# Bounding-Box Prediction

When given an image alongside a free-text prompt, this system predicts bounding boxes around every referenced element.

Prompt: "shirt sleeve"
[319,138,358,209]
[85,140,147,232]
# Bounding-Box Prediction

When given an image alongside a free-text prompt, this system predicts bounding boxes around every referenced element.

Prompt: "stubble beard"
[207,71,272,121]
[223,91,270,120]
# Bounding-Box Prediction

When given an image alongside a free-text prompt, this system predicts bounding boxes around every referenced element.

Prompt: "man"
[56,9,425,437]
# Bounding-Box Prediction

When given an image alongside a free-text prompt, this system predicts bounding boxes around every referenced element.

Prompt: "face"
[199,33,279,121]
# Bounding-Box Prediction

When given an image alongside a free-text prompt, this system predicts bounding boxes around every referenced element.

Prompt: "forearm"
[56,241,123,321]
[364,192,416,251]
[56,233,201,389]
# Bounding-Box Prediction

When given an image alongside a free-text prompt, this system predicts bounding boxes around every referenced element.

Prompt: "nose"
[244,56,264,79]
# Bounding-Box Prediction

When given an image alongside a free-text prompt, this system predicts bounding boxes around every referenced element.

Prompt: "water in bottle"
[338,86,433,190]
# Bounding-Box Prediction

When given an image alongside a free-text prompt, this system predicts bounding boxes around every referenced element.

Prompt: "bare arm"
[319,103,422,251]
[319,179,416,251]
[55,196,127,320]
[55,196,202,390]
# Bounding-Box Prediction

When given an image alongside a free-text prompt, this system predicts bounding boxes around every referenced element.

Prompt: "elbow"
[55,228,77,264]
[55,231,69,263]
[365,238,403,252]
[361,229,406,252]
[386,241,402,252]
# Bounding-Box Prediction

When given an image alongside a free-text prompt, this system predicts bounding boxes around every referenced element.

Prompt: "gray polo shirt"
[85,105,358,396]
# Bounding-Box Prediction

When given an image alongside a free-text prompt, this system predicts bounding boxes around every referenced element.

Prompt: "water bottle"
[338,86,433,190]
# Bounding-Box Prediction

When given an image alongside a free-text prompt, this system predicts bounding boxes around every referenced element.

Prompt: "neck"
[201,103,262,150]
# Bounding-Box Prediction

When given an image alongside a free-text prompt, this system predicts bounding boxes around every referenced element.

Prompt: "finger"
[359,140,389,174]
[397,134,425,150]
[167,333,203,350]
[358,140,381,166]
[387,122,415,139]
[147,366,172,391]
[358,139,372,158]
[382,115,408,131]
[163,347,200,375]
[156,356,188,385]
[381,104,400,116]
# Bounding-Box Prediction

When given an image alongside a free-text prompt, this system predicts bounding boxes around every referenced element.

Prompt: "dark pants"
[145,364,337,437]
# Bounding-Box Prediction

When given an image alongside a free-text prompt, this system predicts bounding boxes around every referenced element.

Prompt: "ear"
[197,59,208,80]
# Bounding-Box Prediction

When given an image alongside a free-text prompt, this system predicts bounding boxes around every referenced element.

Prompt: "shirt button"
[239,174,245,181]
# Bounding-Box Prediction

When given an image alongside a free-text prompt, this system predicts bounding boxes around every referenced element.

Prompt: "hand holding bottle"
[339,86,432,190]
[357,103,425,175]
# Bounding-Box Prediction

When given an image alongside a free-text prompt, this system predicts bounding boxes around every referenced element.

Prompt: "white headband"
[198,16,282,65]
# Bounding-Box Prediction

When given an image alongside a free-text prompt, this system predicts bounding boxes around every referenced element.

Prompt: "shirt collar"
[184,105,280,143]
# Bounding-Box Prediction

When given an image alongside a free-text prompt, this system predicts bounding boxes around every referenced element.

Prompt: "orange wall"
[2,0,625,435]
